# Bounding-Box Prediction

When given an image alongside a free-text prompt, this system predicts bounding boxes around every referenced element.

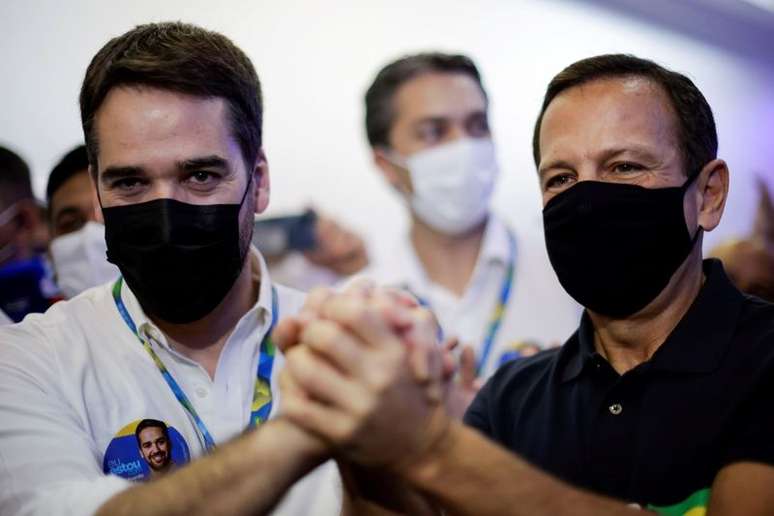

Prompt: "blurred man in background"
[363,52,578,383]
[0,145,60,323]
[46,144,119,298]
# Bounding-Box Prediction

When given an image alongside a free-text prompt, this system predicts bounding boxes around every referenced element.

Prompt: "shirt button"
[609,403,623,415]
[195,387,209,398]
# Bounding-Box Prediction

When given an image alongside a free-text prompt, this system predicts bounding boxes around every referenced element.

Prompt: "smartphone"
[252,210,318,258]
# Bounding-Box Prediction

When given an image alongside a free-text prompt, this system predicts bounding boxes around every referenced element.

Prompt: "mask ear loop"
[239,167,255,207]
[682,169,704,244]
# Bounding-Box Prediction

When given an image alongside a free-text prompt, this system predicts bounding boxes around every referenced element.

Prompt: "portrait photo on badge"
[103,418,191,481]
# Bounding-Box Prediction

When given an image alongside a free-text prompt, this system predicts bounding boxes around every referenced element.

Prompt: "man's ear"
[695,159,729,233]
[373,147,412,196]
[13,199,40,234]
[253,149,270,215]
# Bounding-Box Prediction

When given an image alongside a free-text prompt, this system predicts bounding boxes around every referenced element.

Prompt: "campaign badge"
[103,418,191,481]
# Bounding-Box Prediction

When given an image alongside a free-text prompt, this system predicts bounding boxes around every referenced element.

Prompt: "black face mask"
[543,174,701,318]
[102,182,252,324]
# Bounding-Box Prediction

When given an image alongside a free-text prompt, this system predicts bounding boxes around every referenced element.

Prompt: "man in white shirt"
[363,53,579,378]
[0,22,338,516]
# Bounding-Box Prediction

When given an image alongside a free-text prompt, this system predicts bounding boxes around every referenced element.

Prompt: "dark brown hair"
[532,54,717,176]
[0,145,32,208]
[80,22,262,172]
[365,52,487,148]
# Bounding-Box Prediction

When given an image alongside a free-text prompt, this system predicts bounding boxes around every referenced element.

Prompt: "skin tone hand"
[304,213,370,276]
[276,282,482,421]
[443,340,483,420]
[274,284,452,472]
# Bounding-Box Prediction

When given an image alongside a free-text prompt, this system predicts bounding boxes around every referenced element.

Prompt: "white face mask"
[49,221,120,298]
[395,138,498,235]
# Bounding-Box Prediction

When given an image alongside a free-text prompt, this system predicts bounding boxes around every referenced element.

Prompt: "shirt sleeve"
[0,323,131,516]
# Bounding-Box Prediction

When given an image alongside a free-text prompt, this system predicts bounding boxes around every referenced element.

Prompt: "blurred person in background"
[46,144,119,298]
[710,178,774,301]
[363,52,579,386]
[0,145,61,323]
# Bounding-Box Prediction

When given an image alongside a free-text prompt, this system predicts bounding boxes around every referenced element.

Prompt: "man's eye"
[57,218,85,236]
[545,174,574,190]
[416,123,445,143]
[612,162,644,173]
[467,116,490,137]
[188,171,217,184]
[113,178,144,190]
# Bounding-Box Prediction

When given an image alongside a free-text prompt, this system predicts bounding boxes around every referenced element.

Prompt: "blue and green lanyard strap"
[406,228,516,377]
[111,277,278,452]
[476,228,516,376]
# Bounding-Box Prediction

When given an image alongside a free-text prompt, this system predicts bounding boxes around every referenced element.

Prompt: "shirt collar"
[478,214,514,267]
[560,259,743,382]
[117,246,273,348]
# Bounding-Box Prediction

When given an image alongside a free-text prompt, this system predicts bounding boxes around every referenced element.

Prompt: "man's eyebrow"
[100,165,144,185]
[538,160,575,179]
[52,206,81,222]
[412,116,450,127]
[178,155,229,171]
[598,146,660,163]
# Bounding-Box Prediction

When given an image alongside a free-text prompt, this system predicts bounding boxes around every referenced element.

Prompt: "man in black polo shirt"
[274,54,774,515]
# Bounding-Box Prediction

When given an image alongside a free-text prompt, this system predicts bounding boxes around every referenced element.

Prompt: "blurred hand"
[442,341,483,420]
[304,213,369,276]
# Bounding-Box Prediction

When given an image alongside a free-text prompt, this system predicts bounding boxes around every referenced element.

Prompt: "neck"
[152,255,258,378]
[149,463,172,478]
[589,251,705,375]
[410,216,487,297]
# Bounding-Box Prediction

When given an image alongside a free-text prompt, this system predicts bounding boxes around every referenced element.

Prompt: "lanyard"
[112,277,277,452]
[407,228,516,376]
[476,228,516,375]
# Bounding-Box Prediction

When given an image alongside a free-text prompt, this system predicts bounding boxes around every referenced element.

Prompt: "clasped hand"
[274,281,461,472]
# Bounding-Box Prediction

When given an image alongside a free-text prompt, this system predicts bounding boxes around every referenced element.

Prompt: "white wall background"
[1,0,772,260]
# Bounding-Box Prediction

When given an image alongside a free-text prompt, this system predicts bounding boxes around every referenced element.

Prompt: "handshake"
[274,280,481,484]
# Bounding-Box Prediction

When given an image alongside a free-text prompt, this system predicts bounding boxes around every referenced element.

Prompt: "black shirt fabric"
[464,259,774,510]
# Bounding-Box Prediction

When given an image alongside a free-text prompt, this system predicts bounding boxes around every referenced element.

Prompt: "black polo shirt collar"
[560,259,743,383]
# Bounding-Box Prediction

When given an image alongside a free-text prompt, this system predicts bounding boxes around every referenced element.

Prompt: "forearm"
[97,419,325,516]
[402,422,638,516]
[338,461,439,516]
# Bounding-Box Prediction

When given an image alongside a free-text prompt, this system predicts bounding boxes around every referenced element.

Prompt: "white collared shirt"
[0,308,10,326]
[0,249,340,516]
[364,214,581,377]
